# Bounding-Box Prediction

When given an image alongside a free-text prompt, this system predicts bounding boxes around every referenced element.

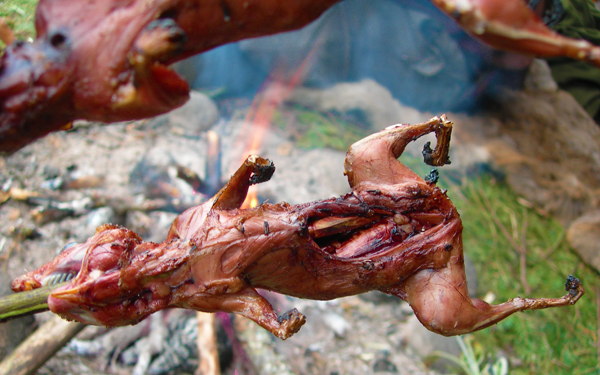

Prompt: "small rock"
[321,312,351,337]
[524,59,558,93]
[373,354,398,373]
[155,91,219,137]
[567,211,600,273]
[84,207,117,238]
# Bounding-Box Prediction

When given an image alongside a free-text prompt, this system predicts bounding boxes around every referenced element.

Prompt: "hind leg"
[395,258,584,336]
[344,115,452,188]
[183,287,305,340]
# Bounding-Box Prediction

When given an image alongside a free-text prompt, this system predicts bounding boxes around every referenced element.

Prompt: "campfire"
[1,0,599,374]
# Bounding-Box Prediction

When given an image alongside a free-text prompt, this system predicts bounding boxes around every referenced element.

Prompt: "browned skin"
[3,0,600,154]
[12,116,584,339]
[0,0,341,154]
[431,0,600,64]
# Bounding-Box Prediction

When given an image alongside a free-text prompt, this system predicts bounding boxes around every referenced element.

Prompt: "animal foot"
[131,18,187,64]
[565,275,585,303]
[275,308,306,340]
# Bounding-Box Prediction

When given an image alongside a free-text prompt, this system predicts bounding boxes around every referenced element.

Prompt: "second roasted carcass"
[12,116,584,339]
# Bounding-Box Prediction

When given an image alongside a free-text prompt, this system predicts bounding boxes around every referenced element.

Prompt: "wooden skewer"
[196,311,221,375]
[0,283,69,322]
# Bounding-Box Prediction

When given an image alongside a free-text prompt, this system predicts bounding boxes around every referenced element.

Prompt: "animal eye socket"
[49,31,67,48]
[60,242,77,253]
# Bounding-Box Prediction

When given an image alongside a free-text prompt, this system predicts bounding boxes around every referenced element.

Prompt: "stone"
[289,79,432,132]
[524,59,559,92]
[154,91,219,137]
[398,315,460,372]
[567,211,600,273]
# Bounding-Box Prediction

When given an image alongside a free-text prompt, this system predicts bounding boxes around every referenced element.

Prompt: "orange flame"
[239,30,325,209]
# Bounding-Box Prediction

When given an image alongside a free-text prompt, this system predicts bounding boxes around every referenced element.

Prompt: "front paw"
[275,308,306,340]
[131,18,187,65]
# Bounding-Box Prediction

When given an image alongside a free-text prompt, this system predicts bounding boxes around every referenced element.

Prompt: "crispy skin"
[12,116,584,339]
[0,0,340,154]
[2,0,600,154]
[431,0,600,62]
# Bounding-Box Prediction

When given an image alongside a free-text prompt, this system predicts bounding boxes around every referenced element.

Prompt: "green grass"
[0,0,37,48]
[448,176,599,374]
[273,105,370,151]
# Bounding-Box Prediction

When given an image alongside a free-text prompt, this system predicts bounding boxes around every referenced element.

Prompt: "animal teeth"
[41,274,56,286]
[41,272,75,286]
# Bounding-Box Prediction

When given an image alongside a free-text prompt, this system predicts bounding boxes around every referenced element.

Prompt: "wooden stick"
[0,283,67,322]
[0,315,85,375]
[196,311,221,375]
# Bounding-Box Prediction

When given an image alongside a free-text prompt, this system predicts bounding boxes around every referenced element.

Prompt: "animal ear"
[343,116,452,188]
[95,224,121,233]
[211,155,275,210]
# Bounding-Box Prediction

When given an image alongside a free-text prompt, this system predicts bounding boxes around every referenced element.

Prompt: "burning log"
[2,0,600,154]
[10,116,584,339]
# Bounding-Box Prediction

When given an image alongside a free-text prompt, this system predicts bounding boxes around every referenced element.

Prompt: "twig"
[0,283,87,374]
[519,211,531,294]
[0,283,67,322]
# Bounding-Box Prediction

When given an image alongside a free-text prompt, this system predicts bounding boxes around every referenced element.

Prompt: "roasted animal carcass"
[0,0,340,154]
[11,116,584,339]
[2,0,600,154]
[431,0,600,62]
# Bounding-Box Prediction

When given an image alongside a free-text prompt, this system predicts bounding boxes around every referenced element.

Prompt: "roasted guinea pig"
[12,116,584,339]
[0,0,340,154]
[2,0,600,154]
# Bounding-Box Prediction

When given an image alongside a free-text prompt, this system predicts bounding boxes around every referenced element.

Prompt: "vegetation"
[453,176,598,375]
[0,0,37,49]
[273,105,370,151]
[432,335,509,375]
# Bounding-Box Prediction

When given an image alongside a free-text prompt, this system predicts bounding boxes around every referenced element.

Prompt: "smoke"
[181,0,522,113]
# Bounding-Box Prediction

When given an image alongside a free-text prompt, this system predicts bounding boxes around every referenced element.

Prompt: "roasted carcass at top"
[0,0,340,154]
[2,0,600,154]
[11,116,584,339]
